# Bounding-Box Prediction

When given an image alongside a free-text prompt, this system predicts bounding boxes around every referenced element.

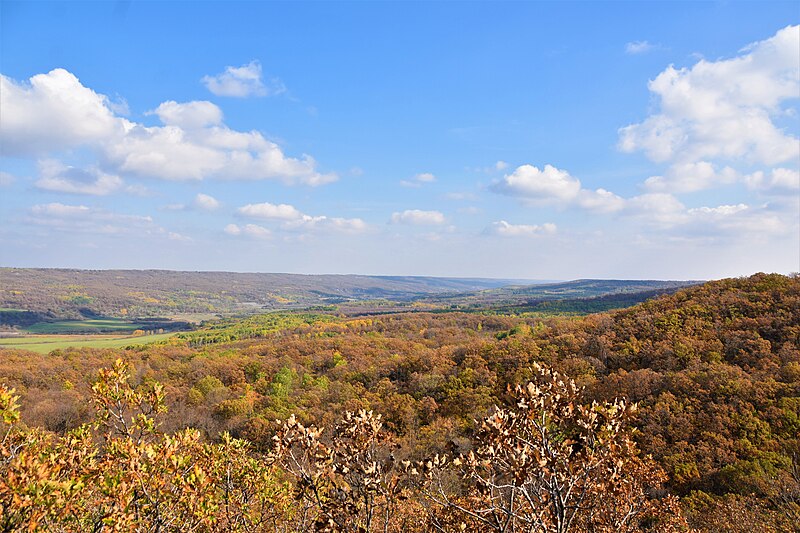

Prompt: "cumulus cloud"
[619,25,800,166]
[109,101,337,184]
[643,161,739,193]
[400,172,436,187]
[491,164,581,201]
[625,41,655,55]
[486,220,557,237]
[201,60,285,98]
[390,209,446,225]
[744,168,800,192]
[224,223,271,239]
[34,160,125,196]
[625,193,687,226]
[238,202,303,220]
[576,189,627,214]
[150,100,223,129]
[194,193,220,211]
[283,216,368,233]
[237,202,368,234]
[0,69,337,186]
[624,193,792,237]
[682,204,789,237]
[0,69,126,156]
[491,164,625,213]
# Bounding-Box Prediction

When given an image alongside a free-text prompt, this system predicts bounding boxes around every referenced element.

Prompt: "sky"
[0,1,798,280]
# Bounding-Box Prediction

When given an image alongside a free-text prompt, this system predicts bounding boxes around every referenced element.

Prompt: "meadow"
[24,318,152,334]
[0,332,174,354]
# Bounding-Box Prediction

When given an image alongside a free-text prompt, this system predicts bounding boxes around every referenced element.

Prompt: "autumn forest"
[0,272,798,531]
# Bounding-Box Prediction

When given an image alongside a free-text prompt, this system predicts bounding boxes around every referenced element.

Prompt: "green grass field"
[0,333,175,354]
[24,319,151,334]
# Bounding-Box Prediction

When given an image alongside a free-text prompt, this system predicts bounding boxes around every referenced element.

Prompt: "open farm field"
[24,318,153,334]
[0,332,174,354]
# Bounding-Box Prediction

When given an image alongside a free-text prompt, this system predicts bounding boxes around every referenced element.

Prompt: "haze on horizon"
[0,2,798,280]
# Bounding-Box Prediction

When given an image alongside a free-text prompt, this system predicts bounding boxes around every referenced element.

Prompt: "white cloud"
[400,172,436,187]
[643,161,739,193]
[1,68,337,186]
[625,41,654,55]
[201,60,285,98]
[495,160,508,170]
[237,202,368,234]
[576,188,627,213]
[0,69,127,156]
[486,220,557,237]
[390,209,446,225]
[168,232,192,242]
[491,164,625,213]
[625,193,687,226]
[108,110,337,185]
[744,168,800,192]
[194,193,220,211]
[623,193,793,237]
[34,160,124,196]
[224,223,271,239]
[685,204,788,236]
[150,100,223,129]
[619,25,800,166]
[242,224,272,239]
[491,164,581,201]
[238,202,303,220]
[30,202,92,218]
[26,203,174,237]
[224,223,242,235]
[283,216,368,233]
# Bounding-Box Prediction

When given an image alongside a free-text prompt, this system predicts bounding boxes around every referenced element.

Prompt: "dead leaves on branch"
[406,364,689,532]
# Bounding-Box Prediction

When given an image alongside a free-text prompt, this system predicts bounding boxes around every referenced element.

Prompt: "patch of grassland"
[24,319,151,334]
[0,333,175,354]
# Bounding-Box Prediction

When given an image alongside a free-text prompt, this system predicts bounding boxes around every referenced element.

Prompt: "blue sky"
[1,1,798,279]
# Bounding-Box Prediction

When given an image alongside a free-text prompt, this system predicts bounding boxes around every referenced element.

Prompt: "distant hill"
[0,268,541,321]
[421,278,702,313]
[0,268,701,323]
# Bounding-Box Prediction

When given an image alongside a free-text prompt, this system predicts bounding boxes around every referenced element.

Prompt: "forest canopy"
[0,273,798,531]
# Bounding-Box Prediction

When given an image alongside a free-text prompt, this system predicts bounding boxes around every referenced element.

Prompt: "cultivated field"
[0,332,174,354]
